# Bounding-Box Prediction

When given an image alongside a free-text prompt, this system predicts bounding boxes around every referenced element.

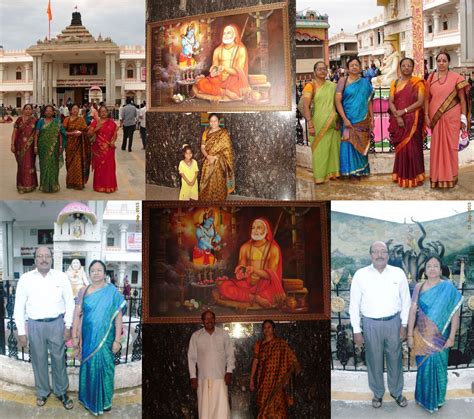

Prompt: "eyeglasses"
[371,250,388,255]
[36,254,52,259]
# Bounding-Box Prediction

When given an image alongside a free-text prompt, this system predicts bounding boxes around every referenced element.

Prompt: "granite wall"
[143,321,330,418]
[146,0,296,200]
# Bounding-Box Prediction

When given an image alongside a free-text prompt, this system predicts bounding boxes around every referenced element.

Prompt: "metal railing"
[331,275,473,372]
[296,79,436,152]
[1,280,142,367]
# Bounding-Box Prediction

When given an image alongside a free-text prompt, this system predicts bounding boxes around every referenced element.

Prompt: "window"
[442,21,448,31]
[428,24,433,34]
[127,69,134,78]
[359,39,362,48]
[16,71,22,80]
[131,270,138,284]
[16,96,21,108]
[369,35,373,46]
[107,236,115,246]
[377,31,381,45]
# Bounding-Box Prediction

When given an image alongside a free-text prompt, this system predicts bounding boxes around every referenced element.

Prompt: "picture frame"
[143,201,330,323]
[146,2,292,112]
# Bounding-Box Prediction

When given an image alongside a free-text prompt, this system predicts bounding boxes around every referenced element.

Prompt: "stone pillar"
[120,61,126,105]
[432,11,441,35]
[32,57,37,104]
[109,54,116,106]
[37,55,43,105]
[101,224,108,261]
[119,223,128,252]
[423,15,430,37]
[0,64,4,83]
[136,91,142,105]
[24,63,30,83]
[105,53,111,106]
[456,48,462,67]
[0,92,4,107]
[460,0,474,68]
[49,62,54,105]
[24,91,30,104]
[135,60,141,82]
[44,62,50,104]
[410,0,424,78]
[323,40,329,66]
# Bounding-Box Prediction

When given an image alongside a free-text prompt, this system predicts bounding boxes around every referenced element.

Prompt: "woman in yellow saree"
[199,113,234,200]
[302,61,340,183]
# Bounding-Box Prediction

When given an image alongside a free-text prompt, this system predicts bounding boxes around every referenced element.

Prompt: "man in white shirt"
[13,246,75,410]
[138,102,146,150]
[349,241,411,409]
[188,310,235,419]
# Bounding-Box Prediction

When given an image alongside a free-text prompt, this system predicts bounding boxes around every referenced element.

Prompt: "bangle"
[404,108,408,113]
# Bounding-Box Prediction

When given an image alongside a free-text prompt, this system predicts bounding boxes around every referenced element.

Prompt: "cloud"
[0,0,145,49]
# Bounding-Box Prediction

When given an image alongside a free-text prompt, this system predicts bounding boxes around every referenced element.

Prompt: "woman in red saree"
[425,51,470,188]
[388,57,426,187]
[64,104,90,189]
[10,104,38,193]
[87,105,118,193]
[250,320,300,418]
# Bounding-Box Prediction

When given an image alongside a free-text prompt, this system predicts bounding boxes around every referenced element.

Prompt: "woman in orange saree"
[10,104,38,193]
[199,113,234,200]
[250,320,300,419]
[87,105,118,193]
[388,58,426,187]
[63,104,91,190]
[425,51,470,188]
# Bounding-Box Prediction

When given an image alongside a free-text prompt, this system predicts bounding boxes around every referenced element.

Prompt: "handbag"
[297,81,315,117]
[459,129,469,151]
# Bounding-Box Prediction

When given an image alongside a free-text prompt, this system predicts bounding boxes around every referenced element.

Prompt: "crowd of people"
[13,247,126,415]
[302,51,471,189]
[9,99,147,194]
[178,113,234,201]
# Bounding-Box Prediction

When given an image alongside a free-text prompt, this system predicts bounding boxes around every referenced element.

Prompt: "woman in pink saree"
[87,105,118,193]
[425,51,470,188]
[10,104,38,193]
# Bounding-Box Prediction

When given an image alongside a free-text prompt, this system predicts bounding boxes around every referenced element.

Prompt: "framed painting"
[146,2,292,112]
[143,201,330,323]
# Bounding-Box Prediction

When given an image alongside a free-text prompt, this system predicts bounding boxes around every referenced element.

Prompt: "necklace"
[437,70,449,85]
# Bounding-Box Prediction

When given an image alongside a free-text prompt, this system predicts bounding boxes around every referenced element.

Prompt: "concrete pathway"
[0,119,145,200]
[0,380,141,418]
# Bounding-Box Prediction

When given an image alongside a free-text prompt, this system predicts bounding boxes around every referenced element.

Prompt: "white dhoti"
[197,378,230,419]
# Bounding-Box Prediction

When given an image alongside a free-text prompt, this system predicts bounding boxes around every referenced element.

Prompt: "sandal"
[391,394,408,407]
[57,393,74,410]
[372,397,382,408]
[36,394,49,407]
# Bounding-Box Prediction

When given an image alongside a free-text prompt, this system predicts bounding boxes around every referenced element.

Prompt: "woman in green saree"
[72,260,126,415]
[34,105,67,193]
[302,61,340,183]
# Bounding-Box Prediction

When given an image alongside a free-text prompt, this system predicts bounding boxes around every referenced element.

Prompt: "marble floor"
[0,120,146,200]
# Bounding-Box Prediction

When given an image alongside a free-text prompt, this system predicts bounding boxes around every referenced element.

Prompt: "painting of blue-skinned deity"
[143,201,329,322]
[146,3,291,111]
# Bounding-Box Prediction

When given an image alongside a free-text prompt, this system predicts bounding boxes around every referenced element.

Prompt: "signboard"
[69,63,98,76]
[57,78,106,87]
[20,246,53,257]
[127,232,142,251]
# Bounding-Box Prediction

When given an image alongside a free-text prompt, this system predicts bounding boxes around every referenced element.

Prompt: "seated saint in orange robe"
[217,219,286,308]
[195,24,250,101]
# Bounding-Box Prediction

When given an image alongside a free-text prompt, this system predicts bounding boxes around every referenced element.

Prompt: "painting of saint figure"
[143,202,329,322]
[147,3,291,111]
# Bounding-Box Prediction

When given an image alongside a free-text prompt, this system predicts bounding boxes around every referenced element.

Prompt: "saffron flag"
[47,0,52,21]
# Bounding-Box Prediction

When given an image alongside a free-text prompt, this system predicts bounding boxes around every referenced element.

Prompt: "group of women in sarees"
[11,103,119,194]
[303,52,470,189]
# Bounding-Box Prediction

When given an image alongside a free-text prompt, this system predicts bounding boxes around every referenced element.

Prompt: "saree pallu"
[64,116,91,189]
[91,118,118,193]
[199,128,234,200]
[36,118,66,193]
[255,338,300,419]
[427,72,471,188]
[304,81,340,183]
[13,116,38,192]
[388,77,426,187]
[412,280,463,413]
[338,78,373,176]
[79,284,126,416]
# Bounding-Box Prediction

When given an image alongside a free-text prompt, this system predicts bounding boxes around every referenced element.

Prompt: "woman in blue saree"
[72,260,126,415]
[335,57,374,178]
[407,255,462,413]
